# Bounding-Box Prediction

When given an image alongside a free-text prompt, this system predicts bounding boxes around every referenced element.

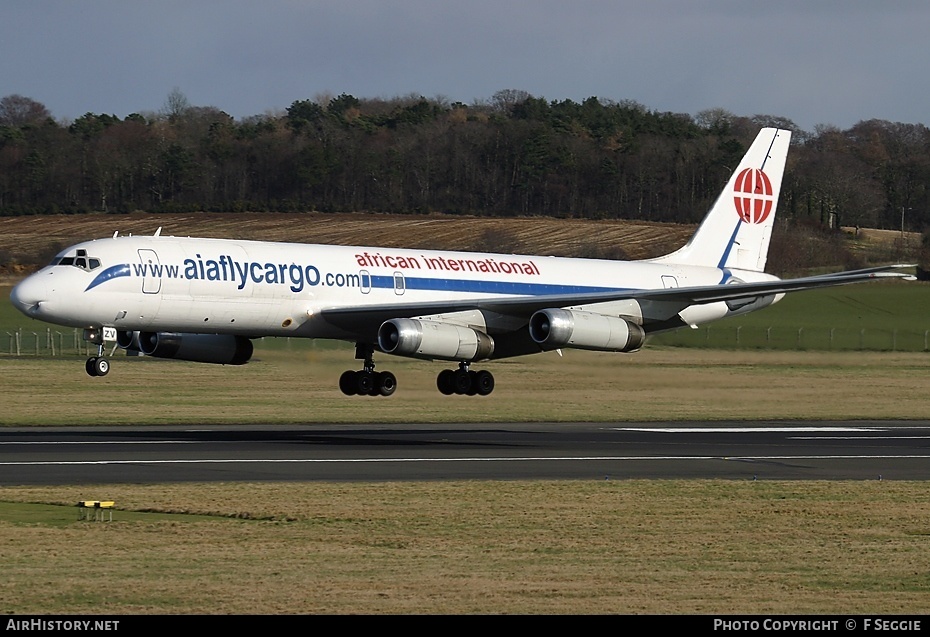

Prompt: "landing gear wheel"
[377,371,397,397]
[437,369,455,395]
[453,369,472,395]
[357,371,376,396]
[466,370,479,396]
[339,370,359,396]
[93,357,110,377]
[86,356,109,377]
[474,370,495,396]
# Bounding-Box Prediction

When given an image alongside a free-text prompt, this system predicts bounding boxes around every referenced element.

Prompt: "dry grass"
[2,481,930,614]
[2,348,930,425]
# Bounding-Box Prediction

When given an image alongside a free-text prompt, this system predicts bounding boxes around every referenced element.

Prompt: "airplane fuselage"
[12,234,778,347]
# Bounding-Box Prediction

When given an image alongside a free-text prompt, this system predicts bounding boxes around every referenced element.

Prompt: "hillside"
[0,212,694,279]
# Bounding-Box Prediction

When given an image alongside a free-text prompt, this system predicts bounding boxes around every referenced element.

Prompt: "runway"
[1,421,929,484]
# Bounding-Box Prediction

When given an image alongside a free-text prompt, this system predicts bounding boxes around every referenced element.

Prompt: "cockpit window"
[50,249,102,271]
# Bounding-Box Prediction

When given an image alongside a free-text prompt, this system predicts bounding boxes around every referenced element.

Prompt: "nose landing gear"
[85,351,110,377]
[83,329,111,377]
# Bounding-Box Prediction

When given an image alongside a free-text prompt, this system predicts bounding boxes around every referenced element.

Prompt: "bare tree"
[490,89,533,114]
[695,107,735,132]
[161,87,191,121]
[0,95,51,127]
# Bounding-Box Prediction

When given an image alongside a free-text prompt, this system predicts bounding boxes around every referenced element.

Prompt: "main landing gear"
[339,344,397,397]
[338,344,496,397]
[436,362,495,396]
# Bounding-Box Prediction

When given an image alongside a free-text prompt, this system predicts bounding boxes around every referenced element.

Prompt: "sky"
[2,1,927,132]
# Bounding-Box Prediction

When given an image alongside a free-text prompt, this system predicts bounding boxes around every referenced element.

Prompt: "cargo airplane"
[9,128,914,396]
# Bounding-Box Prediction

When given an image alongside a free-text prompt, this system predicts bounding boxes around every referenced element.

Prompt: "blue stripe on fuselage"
[369,275,624,296]
[84,264,131,291]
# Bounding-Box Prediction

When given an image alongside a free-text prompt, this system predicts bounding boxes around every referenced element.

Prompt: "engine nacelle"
[136,332,253,365]
[528,309,646,352]
[116,330,143,351]
[378,318,494,361]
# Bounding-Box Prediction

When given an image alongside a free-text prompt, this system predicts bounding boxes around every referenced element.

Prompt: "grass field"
[2,348,930,425]
[652,280,930,350]
[1,481,929,614]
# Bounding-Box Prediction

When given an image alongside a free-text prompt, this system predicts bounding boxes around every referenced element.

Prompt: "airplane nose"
[10,276,47,317]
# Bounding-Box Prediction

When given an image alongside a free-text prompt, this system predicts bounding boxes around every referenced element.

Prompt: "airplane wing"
[320,265,916,332]
[635,265,916,304]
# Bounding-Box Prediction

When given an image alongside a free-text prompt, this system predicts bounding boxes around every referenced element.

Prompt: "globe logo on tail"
[733,168,773,224]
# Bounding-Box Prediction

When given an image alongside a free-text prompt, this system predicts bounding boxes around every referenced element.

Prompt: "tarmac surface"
[2,420,929,484]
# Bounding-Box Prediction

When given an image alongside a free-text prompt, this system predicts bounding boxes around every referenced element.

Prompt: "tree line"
[1,90,927,234]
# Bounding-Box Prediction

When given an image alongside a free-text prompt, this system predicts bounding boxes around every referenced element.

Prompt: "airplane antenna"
[154,227,162,237]
[112,231,118,238]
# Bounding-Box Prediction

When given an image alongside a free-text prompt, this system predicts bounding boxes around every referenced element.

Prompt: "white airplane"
[9,128,914,396]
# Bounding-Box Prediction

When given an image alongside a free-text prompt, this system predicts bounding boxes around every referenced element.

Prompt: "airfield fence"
[0,329,341,358]
[4,328,98,357]
[649,325,930,352]
[3,326,930,358]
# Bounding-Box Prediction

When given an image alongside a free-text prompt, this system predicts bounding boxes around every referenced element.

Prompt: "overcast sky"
[3,1,926,132]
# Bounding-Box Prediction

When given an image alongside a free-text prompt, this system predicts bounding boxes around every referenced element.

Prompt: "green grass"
[651,280,930,350]
[0,501,227,527]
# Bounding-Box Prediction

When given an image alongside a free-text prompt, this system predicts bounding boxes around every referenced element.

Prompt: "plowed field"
[0,212,693,277]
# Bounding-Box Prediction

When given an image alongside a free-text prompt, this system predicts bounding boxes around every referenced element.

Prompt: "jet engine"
[132,332,254,365]
[116,330,143,352]
[378,318,494,361]
[528,309,646,352]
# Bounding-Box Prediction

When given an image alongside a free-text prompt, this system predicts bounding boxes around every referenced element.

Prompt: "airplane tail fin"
[651,127,791,272]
